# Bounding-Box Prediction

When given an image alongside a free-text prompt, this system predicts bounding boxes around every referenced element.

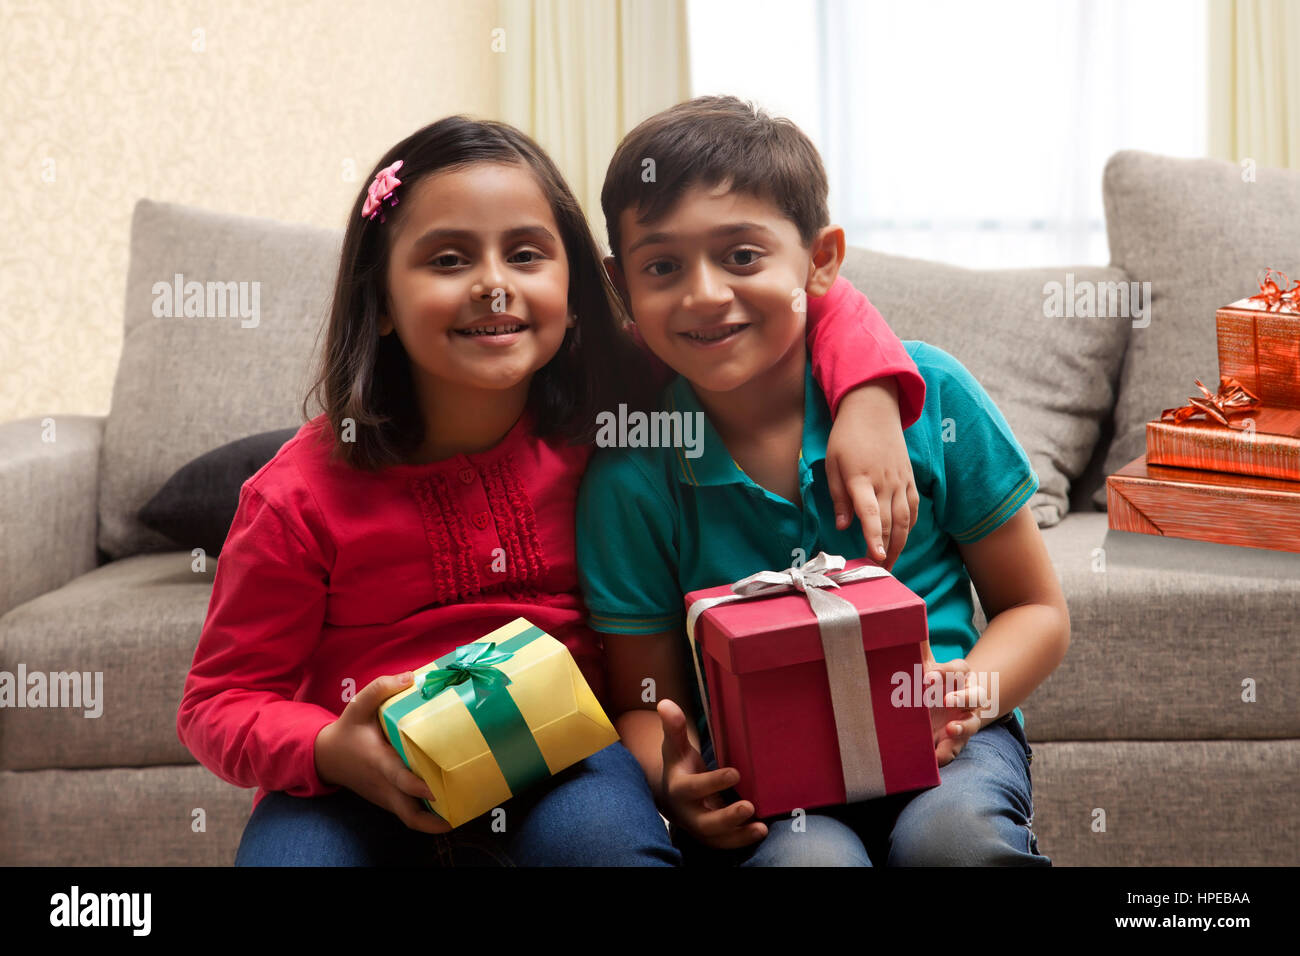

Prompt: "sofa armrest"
[0,415,105,620]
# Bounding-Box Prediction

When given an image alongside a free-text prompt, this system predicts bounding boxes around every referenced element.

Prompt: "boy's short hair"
[601,95,830,262]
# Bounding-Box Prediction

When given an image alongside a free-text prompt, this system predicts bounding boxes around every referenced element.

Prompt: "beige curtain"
[1208,0,1300,169]
[499,0,692,253]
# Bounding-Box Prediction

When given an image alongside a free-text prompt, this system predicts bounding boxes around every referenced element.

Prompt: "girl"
[176,115,925,866]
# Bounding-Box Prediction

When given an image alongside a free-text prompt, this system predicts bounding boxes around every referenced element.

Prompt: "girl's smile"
[452,314,531,346]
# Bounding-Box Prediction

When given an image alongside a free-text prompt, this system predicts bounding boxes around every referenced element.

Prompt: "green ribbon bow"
[380,626,553,818]
[420,641,514,709]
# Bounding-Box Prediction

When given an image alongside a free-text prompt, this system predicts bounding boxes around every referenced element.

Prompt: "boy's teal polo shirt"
[576,340,1039,735]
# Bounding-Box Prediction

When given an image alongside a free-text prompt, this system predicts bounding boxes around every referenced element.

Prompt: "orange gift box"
[1146,405,1300,482]
[1216,294,1300,410]
[1107,454,1300,553]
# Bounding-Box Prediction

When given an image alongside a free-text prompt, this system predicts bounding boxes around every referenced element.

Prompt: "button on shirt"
[576,341,1039,734]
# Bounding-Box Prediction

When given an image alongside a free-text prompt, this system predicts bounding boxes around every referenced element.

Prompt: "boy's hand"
[825,378,919,571]
[314,672,453,835]
[658,698,768,850]
[921,648,981,766]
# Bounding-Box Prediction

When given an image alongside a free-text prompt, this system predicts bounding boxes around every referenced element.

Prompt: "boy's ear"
[806,225,846,297]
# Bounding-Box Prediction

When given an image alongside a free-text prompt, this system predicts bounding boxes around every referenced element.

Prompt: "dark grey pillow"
[138,428,298,556]
[838,247,1132,527]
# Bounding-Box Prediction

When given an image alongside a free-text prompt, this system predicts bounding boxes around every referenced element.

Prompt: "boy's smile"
[606,182,827,399]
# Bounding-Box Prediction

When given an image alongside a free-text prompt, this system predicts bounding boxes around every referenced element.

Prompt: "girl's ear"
[378,313,393,335]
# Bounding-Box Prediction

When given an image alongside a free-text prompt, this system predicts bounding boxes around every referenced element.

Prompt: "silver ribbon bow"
[685,552,893,803]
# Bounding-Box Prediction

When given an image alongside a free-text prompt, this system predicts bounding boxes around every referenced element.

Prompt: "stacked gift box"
[1107,269,1300,553]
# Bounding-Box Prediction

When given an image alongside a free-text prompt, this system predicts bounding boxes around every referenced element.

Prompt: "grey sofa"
[2,149,1298,865]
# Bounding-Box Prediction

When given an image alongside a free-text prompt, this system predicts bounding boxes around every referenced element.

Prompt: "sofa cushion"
[0,551,216,770]
[838,249,1132,527]
[1028,739,1300,866]
[1004,511,1300,741]
[0,765,254,865]
[99,199,341,560]
[1096,150,1300,508]
[139,427,299,556]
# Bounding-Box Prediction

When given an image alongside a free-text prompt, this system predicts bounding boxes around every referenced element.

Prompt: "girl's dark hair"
[302,116,658,471]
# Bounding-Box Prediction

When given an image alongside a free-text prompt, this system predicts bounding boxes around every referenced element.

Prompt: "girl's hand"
[658,698,768,850]
[922,649,980,767]
[313,672,452,834]
[825,378,919,571]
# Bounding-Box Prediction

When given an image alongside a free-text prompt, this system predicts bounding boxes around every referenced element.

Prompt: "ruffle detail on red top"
[407,454,548,606]
[480,454,549,602]
[410,472,481,605]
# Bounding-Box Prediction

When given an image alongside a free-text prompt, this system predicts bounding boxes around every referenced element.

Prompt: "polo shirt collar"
[665,358,830,487]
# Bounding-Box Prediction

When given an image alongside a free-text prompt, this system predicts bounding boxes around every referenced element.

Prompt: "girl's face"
[378,162,571,396]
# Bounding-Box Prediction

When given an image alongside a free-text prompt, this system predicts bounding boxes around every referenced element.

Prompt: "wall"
[0,0,501,421]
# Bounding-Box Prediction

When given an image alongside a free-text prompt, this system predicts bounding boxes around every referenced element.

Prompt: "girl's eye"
[645,261,677,278]
[429,253,463,268]
[510,248,545,264]
[728,248,762,266]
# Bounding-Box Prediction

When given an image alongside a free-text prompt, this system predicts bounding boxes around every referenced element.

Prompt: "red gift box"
[683,554,940,819]
[1107,453,1300,553]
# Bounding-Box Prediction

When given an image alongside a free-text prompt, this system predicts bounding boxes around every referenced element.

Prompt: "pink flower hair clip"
[362,160,404,223]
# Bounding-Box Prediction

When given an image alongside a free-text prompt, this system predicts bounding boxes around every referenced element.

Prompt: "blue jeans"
[673,714,1050,866]
[234,742,680,866]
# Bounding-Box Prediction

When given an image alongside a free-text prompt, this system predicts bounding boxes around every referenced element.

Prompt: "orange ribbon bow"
[1160,376,1261,428]
[1247,268,1300,312]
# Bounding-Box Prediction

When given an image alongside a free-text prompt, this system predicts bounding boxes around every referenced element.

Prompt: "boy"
[576,96,1069,865]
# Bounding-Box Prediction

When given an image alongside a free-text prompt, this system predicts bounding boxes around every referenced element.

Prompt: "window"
[688,0,1207,268]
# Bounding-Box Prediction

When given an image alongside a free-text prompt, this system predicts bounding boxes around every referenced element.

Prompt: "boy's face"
[605,182,839,395]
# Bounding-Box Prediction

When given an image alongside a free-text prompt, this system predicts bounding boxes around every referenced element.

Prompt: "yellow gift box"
[377,617,619,828]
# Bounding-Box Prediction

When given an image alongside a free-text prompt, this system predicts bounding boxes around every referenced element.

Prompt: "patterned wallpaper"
[0,0,501,422]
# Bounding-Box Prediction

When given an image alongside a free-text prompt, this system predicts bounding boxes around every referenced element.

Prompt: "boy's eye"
[727,248,762,266]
